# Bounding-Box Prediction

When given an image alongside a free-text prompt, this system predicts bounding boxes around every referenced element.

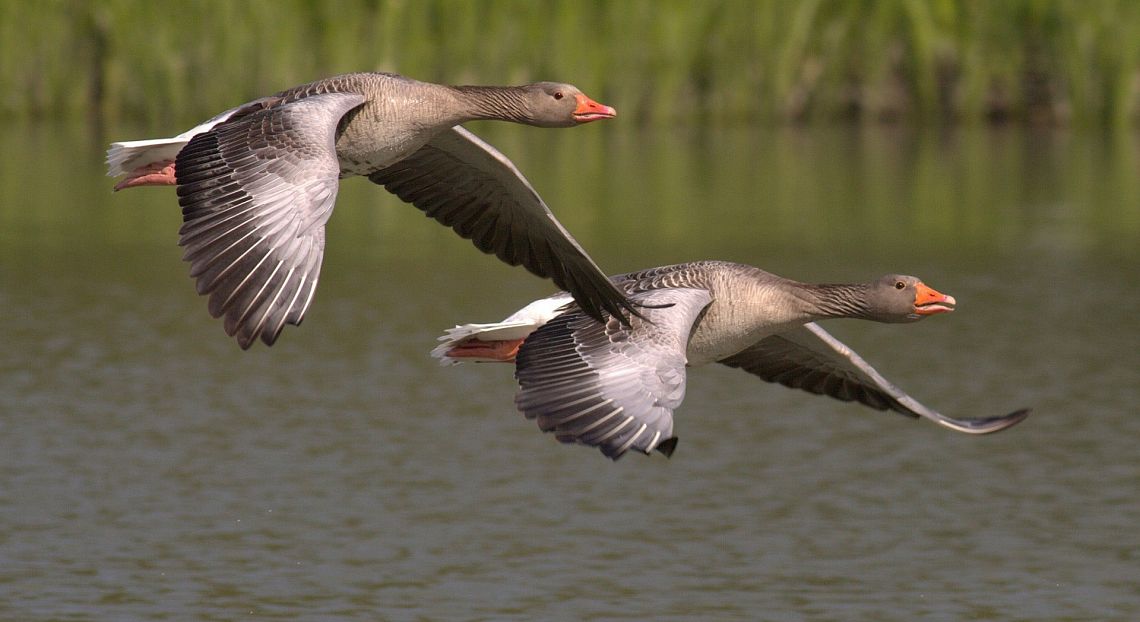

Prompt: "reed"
[2,0,1138,127]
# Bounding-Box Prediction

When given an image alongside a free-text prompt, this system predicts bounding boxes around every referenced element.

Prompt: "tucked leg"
[114,160,177,191]
[445,338,525,362]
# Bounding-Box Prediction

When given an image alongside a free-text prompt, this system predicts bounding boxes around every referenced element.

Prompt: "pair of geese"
[108,71,1029,459]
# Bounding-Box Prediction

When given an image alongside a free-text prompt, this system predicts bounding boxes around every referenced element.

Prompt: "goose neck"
[450,85,534,124]
[794,282,872,320]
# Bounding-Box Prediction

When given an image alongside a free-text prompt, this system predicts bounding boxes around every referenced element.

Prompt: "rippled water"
[1,123,1137,620]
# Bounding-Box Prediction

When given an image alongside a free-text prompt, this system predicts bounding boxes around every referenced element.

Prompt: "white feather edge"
[106,106,243,176]
[431,293,573,365]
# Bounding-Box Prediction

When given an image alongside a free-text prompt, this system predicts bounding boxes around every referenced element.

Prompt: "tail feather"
[107,103,247,177]
[106,137,188,177]
[431,293,573,365]
[431,321,540,365]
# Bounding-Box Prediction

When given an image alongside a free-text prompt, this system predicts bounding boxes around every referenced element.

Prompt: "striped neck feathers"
[451,85,537,124]
[795,282,875,320]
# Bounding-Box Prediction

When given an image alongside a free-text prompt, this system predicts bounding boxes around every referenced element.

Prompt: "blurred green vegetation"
[3,122,1136,279]
[3,0,1139,128]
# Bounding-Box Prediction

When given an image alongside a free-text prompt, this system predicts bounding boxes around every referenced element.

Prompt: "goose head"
[865,274,957,323]
[522,82,617,127]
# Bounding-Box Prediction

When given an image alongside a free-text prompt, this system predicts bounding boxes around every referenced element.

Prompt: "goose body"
[108,72,631,348]
[433,260,1030,459]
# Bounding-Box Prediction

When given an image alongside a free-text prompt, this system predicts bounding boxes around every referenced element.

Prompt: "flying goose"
[433,260,1030,459]
[108,71,634,348]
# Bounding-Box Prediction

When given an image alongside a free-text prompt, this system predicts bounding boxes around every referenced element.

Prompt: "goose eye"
[894,281,906,290]
[553,91,564,100]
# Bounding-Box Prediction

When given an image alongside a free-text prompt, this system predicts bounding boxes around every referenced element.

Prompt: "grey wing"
[367,126,639,326]
[175,92,366,349]
[719,323,1029,434]
[514,288,713,459]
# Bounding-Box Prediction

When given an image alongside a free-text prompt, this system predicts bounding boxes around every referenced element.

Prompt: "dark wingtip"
[655,436,679,457]
[581,292,635,328]
[952,408,1031,434]
[602,294,673,328]
[987,407,1032,431]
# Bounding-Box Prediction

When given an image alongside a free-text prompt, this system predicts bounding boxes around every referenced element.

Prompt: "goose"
[107,71,635,348]
[432,260,1030,459]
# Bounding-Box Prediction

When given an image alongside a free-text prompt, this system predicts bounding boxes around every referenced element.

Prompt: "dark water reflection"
[0,122,1137,620]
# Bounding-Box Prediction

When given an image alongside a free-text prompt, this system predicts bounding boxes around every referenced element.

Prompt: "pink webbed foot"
[445,338,525,362]
[114,160,177,191]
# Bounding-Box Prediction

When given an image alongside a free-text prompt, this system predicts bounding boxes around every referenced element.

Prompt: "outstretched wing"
[514,288,713,459]
[368,126,639,326]
[175,92,366,348]
[719,323,1029,434]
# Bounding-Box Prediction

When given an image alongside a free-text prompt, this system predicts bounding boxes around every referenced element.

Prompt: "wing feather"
[174,92,365,348]
[514,288,713,459]
[369,126,639,326]
[719,323,1029,434]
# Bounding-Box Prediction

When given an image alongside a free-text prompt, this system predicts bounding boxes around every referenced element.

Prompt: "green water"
[0,121,1137,620]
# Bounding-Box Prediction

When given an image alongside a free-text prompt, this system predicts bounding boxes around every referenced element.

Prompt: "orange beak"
[913,282,956,315]
[572,93,617,122]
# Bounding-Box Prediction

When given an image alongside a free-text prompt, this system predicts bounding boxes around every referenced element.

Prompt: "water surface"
[0,122,1137,620]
